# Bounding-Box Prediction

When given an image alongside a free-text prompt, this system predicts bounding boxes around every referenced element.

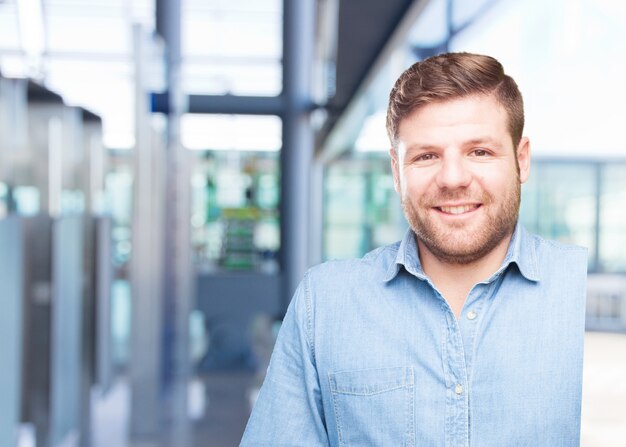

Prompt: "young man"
[241,53,587,446]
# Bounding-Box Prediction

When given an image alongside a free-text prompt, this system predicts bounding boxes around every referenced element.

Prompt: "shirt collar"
[500,223,540,282]
[383,222,540,283]
[383,228,426,282]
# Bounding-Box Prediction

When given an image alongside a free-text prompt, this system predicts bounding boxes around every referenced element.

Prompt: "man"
[241,53,587,446]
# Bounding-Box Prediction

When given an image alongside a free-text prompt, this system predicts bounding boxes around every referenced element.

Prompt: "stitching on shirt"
[465,279,502,446]
[363,244,394,263]
[365,243,401,281]
[329,369,415,446]
[405,369,415,447]
[304,269,316,364]
[329,373,345,447]
[528,234,539,278]
[439,299,454,447]
[530,231,587,252]
[330,383,412,396]
[542,239,588,251]
[441,307,451,447]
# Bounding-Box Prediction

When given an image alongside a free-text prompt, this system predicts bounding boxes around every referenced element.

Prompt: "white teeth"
[439,205,476,215]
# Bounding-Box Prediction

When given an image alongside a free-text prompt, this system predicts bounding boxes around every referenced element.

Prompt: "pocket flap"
[329,366,414,396]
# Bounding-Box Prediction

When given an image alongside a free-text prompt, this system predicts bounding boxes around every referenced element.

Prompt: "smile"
[436,204,481,215]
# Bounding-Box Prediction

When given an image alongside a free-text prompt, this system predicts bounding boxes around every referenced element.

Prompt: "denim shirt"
[241,224,587,447]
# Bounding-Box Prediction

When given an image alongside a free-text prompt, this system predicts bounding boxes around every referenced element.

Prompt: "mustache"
[419,188,492,206]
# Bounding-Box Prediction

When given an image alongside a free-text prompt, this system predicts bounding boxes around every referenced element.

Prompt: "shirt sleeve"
[240,271,329,446]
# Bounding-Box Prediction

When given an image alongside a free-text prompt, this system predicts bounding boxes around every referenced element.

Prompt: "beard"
[402,177,521,265]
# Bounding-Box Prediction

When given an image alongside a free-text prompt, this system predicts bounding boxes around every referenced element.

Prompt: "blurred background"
[1,0,625,446]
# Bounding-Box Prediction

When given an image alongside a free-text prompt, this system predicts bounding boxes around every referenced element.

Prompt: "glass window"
[0,182,7,218]
[0,0,154,148]
[105,162,133,267]
[184,114,282,272]
[46,15,130,54]
[182,0,282,96]
[450,0,626,159]
[0,2,22,51]
[13,185,40,215]
[323,157,405,260]
[182,60,282,96]
[408,0,448,49]
[520,162,597,270]
[324,165,367,259]
[191,150,280,273]
[181,114,281,151]
[599,164,626,272]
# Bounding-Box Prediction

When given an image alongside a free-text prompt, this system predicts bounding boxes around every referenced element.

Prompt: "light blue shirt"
[241,224,587,446]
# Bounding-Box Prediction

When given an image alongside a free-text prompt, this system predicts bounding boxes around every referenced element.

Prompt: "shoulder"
[293,242,402,323]
[297,241,401,303]
[523,230,588,278]
[306,241,401,284]
[527,231,587,256]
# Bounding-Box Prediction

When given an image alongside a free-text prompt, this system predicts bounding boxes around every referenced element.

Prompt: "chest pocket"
[329,366,415,447]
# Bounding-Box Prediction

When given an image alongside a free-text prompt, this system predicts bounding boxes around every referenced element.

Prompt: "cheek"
[471,166,511,188]
[400,170,431,199]
[484,174,517,197]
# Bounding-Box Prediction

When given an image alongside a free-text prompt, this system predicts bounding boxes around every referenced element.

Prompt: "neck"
[417,232,513,317]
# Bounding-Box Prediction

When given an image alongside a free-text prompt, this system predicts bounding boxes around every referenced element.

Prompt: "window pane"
[450,0,626,158]
[182,60,281,96]
[323,158,405,260]
[182,0,282,96]
[521,163,596,269]
[600,164,626,272]
[0,2,22,51]
[181,114,281,152]
[46,16,130,54]
[191,150,280,272]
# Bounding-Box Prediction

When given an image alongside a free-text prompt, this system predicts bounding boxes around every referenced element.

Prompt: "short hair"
[386,52,524,148]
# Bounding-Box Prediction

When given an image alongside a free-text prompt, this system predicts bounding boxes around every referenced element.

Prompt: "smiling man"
[241,53,587,446]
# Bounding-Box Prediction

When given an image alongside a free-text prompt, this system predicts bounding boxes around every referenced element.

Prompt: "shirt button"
[454,384,463,395]
[467,310,477,320]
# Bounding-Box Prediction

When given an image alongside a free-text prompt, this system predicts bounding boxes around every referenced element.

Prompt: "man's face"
[390,94,530,265]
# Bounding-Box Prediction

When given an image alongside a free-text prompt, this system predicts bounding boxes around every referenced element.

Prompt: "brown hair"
[386,52,524,148]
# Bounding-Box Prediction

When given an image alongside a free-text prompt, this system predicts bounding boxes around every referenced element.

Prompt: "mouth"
[435,204,481,215]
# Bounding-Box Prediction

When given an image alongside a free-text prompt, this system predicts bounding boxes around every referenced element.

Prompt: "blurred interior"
[1,0,626,446]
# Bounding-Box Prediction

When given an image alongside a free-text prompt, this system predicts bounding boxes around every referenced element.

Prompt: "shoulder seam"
[363,242,399,264]
[539,237,588,252]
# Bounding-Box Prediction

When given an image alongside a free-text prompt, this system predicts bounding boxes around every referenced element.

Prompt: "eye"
[415,153,437,162]
[471,148,490,157]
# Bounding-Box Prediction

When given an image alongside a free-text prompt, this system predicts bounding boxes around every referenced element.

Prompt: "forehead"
[397,94,510,146]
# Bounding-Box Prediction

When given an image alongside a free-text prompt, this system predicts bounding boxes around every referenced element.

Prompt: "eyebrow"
[406,137,502,153]
[404,143,441,153]
[463,137,502,147]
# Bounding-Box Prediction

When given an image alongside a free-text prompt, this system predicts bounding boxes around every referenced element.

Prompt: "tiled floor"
[90,371,253,447]
[90,332,626,447]
[192,371,252,447]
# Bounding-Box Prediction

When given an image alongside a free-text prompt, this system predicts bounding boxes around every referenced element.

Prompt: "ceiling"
[0,0,418,149]
[320,0,416,143]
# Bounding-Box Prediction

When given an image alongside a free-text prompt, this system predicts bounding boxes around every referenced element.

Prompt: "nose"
[435,153,472,189]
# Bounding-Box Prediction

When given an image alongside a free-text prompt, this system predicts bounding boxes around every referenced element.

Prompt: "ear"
[516,137,531,183]
[389,147,401,194]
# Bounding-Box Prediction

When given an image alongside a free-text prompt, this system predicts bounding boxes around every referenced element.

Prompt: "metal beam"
[152,92,285,116]
[318,0,431,163]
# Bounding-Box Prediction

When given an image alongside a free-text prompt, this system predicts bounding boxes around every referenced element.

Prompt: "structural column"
[280,0,317,309]
[130,24,164,440]
[157,0,194,445]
